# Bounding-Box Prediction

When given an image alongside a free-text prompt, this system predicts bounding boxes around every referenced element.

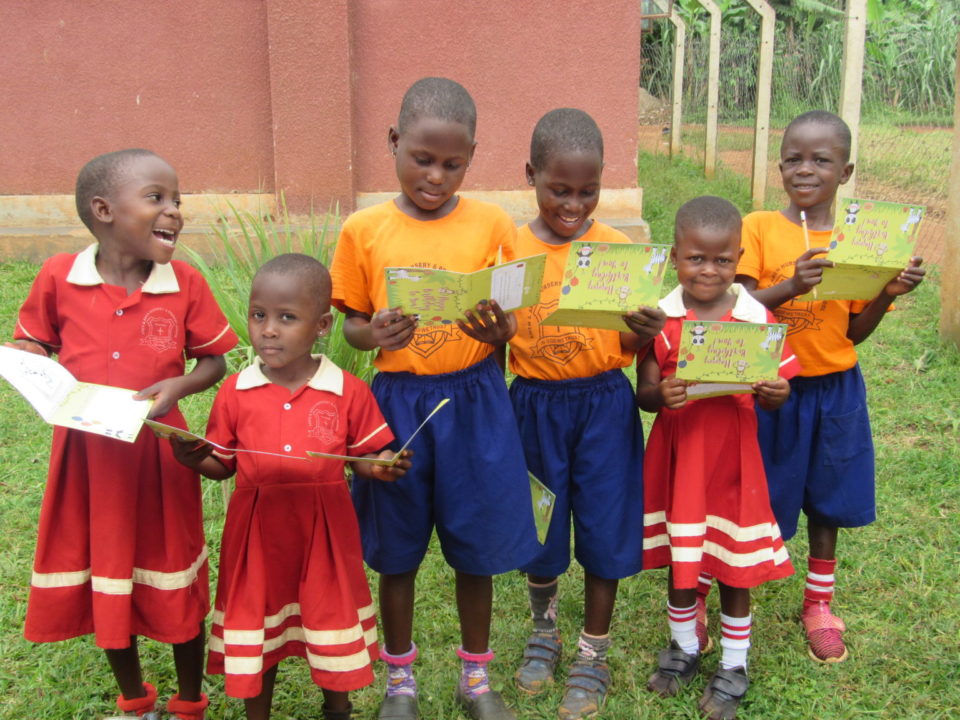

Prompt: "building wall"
[1,0,641,230]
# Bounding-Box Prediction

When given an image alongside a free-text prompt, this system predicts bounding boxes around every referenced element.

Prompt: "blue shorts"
[352,355,540,576]
[510,369,645,579]
[757,364,875,540]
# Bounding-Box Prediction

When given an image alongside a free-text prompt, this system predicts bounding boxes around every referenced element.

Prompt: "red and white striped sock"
[804,557,837,610]
[667,601,699,656]
[719,613,752,670]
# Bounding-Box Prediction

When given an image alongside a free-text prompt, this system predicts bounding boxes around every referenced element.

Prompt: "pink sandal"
[802,601,849,663]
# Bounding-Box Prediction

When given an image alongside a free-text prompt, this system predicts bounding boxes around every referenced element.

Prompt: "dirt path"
[638,124,945,266]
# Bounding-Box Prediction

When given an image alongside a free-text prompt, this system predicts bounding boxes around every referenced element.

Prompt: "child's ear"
[840,162,854,185]
[525,162,536,187]
[467,141,477,167]
[91,196,112,224]
[387,126,400,157]
[669,245,678,266]
[316,311,334,338]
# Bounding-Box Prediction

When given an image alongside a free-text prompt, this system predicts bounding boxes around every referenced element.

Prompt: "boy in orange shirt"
[330,77,539,720]
[734,110,924,663]
[507,108,663,719]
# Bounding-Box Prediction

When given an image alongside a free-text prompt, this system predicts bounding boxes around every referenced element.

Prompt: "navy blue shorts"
[352,355,540,576]
[510,369,645,579]
[757,364,875,540]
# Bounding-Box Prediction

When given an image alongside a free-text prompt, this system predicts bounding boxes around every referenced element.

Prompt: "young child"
[637,196,798,720]
[171,254,411,720]
[734,110,925,663]
[8,149,238,720]
[507,108,664,720]
[330,77,541,720]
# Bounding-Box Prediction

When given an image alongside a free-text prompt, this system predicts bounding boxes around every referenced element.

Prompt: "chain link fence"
[638,2,957,265]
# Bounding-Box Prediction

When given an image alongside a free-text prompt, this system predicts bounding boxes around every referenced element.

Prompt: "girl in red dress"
[172,254,411,720]
[636,196,799,720]
[8,150,237,719]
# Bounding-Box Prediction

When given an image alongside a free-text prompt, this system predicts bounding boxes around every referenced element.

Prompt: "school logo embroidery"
[530,299,592,366]
[139,308,179,353]
[407,325,462,359]
[307,401,339,443]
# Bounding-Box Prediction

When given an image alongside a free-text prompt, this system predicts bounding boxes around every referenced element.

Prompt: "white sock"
[719,613,751,670]
[667,601,699,656]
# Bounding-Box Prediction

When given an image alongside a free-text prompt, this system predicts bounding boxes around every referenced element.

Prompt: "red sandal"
[802,601,848,663]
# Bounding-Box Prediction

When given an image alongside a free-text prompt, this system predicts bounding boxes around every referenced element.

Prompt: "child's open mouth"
[153,228,178,247]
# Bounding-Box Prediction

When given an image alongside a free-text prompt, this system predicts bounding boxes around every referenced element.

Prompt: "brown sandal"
[647,641,699,697]
[698,666,749,720]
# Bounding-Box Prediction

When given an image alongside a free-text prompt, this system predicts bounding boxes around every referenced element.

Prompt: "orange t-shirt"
[330,197,516,375]
[738,210,869,376]
[508,222,635,380]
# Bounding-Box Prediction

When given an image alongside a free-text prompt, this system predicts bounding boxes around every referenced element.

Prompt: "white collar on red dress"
[235,354,345,395]
[65,243,180,294]
[658,283,768,323]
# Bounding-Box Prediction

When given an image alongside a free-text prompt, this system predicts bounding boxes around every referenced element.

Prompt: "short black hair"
[397,77,477,138]
[75,149,162,231]
[674,195,742,241]
[783,110,852,163]
[254,253,331,313]
[529,108,604,171]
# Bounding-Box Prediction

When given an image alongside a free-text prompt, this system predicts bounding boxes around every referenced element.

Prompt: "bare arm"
[170,438,234,480]
[350,449,413,481]
[736,247,833,310]
[135,354,227,419]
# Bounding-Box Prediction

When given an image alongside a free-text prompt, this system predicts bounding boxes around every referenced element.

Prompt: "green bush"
[181,199,376,381]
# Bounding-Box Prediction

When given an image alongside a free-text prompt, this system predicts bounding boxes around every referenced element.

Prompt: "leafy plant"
[180,198,376,382]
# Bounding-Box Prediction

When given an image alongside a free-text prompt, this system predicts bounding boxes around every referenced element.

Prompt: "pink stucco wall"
[1,1,274,195]
[349,1,641,193]
[1,1,640,212]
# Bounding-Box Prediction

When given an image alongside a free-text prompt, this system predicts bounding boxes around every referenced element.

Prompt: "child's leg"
[516,574,562,694]
[321,689,353,719]
[166,623,209,719]
[243,664,277,720]
[556,573,617,719]
[802,521,848,662]
[647,571,700,698]
[454,570,517,718]
[378,569,420,718]
[105,638,147,702]
[698,584,750,720]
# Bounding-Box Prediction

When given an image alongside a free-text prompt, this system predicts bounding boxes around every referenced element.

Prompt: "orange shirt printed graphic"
[331,198,516,375]
[508,222,635,380]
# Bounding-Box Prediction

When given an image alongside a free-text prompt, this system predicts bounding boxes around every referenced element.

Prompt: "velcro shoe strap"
[523,634,562,662]
[708,669,749,700]
[657,646,698,674]
[565,662,610,693]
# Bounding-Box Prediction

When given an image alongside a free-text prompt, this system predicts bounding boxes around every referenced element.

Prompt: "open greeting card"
[307,398,450,467]
[528,472,557,545]
[0,345,152,442]
[799,198,925,301]
[145,420,309,460]
[674,320,787,399]
[539,241,671,331]
[385,256,546,326]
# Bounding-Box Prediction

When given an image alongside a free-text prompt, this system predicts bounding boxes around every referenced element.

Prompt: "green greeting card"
[799,198,924,301]
[675,320,786,398]
[385,255,546,326]
[529,472,557,545]
[539,242,671,331]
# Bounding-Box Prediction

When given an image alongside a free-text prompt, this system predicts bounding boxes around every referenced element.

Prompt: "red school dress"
[204,356,393,698]
[643,284,800,589]
[14,245,237,648]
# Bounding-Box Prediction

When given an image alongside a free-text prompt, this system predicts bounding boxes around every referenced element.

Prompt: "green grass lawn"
[1,154,958,718]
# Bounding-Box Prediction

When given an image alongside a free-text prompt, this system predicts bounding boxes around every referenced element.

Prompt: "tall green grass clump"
[182,199,375,382]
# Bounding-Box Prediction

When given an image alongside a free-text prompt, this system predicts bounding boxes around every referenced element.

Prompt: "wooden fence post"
[694,0,722,179]
[838,0,867,200]
[742,1,775,209]
[940,32,960,347]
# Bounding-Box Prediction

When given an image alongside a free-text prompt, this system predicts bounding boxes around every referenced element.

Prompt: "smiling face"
[527,149,602,244]
[672,223,743,312]
[779,121,853,217]
[98,154,183,265]
[389,115,476,220]
[248,272,333,385]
